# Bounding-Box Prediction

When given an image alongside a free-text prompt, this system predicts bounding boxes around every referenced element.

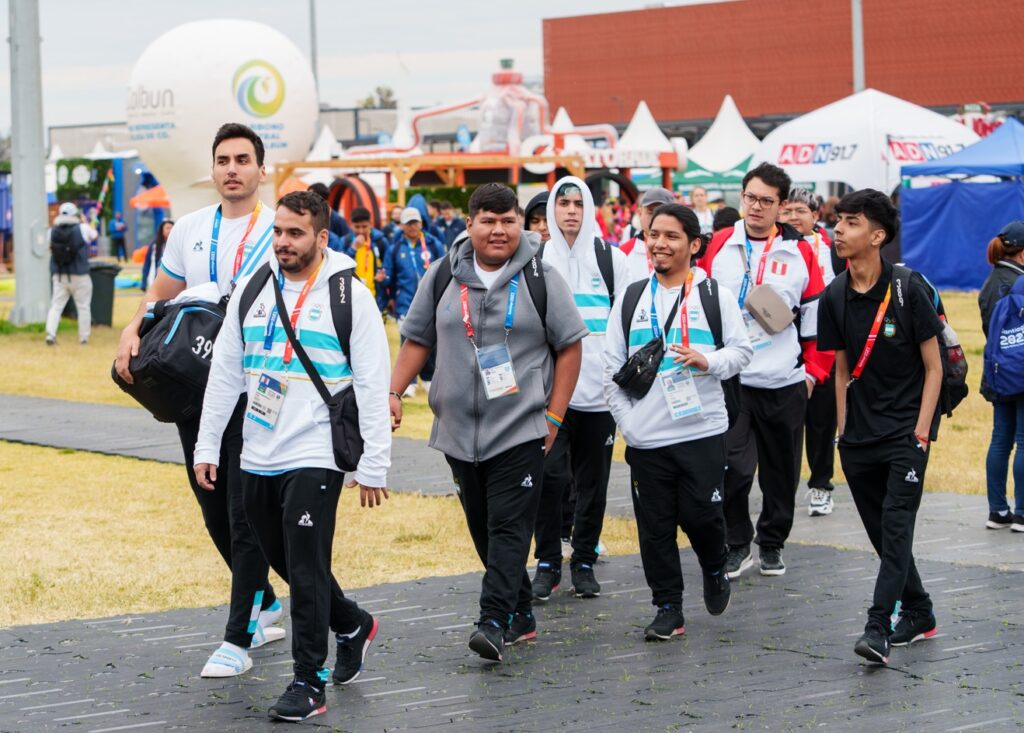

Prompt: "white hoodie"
[195,248,392,487]
[603,268,753,449]
[543,175,629,412]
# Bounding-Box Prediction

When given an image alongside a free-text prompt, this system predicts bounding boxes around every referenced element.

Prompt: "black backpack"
[619,276,741,427]
[827,265,968,418]
[50,224,82,275]
[111,298,227,423]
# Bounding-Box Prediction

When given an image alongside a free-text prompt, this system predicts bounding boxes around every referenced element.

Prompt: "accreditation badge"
[659,367,703,420]
[245,372,287,430]
[476,343,519,400]
[743,311,773,351]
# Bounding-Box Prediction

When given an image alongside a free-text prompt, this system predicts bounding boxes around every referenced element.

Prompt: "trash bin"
[62,261,122,326]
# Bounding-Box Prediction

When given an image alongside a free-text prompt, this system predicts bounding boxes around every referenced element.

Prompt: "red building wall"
[543,0,1024,124]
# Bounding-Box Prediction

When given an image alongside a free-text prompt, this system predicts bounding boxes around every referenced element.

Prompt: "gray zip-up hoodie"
[400,232,587,463]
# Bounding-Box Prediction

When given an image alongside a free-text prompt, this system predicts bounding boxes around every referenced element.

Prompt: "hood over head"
[546,175,597,251]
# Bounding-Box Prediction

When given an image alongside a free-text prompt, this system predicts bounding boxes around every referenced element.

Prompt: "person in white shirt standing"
[45,202,98,345]
[620,187,675,285]
[195,191,392,721]
[531,176,628,601]
[114,123,283,677]
[781,188,840,517]
[690,186,715,235]
[604,203,752,640]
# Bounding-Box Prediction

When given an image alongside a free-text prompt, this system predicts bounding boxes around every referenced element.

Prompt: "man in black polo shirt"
[817,190,944,665]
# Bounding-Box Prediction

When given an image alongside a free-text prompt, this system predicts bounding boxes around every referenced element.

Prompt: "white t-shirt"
[473,255,509,290]
[694,208,714,234]
[160,202,276,296]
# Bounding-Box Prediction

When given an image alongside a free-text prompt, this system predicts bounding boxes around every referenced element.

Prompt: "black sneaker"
[854,625,891,665]
[1011,514,1024,533]
[468,619,504,662]
[644,604,685,641]
[504,612,537,645]
[332,612,378,684]
[702,569,731,616]
[759,547,786,576]
[571,563,601,598]
[267,678,327,722]
[986,511,1012,529]
[725,544,753,579]
[532,562,561,601]
[890,609,938,646]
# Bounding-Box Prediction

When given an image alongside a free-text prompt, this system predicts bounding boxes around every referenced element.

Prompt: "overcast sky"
[0,0,723,134]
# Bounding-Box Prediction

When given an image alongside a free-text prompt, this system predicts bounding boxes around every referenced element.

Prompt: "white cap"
[400,207,422,224]
[58,202,79,217]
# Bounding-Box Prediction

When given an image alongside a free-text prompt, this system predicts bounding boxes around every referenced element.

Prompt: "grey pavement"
[2,393,1022,573]
[1,545,1023,733]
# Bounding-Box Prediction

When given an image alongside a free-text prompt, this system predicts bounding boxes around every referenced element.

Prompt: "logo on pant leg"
[711,488,722,502]
[605,434,614,446]
[521,474,534,488]
[904,469,919,484]
[298,511,314,527]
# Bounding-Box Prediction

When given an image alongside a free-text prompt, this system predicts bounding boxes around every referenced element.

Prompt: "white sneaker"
[258,599,283,628]
[201,643,252,678]
[250,623,286,649]
[403,383,418,399]
[807,488,834,517]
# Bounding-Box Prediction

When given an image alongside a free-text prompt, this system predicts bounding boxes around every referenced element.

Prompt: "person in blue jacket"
[404,193,444,243]
[436,201,467,250]
[335,207,390,313]
[385,206,444,397]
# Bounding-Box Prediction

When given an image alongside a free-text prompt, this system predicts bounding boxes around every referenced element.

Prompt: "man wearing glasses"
[698,163,833,579]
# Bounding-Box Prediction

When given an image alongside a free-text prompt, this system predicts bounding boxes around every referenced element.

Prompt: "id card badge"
[659,368,703,420]
[245,372,287,430]
[743,312,773,351]
[476,342,519,400]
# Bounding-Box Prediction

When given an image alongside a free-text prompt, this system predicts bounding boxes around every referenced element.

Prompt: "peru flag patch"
[770,259,788,276]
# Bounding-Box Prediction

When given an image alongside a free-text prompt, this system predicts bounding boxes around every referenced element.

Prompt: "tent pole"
[851,0,865,92]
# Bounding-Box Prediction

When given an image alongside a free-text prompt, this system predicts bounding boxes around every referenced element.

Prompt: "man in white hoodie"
[532,177,628,600]
[195,191,392,722]
[604,204,752,640]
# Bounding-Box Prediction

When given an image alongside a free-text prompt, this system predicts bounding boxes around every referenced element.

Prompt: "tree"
[357,86,398,109]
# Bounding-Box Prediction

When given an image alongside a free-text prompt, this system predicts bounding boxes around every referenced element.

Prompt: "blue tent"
[0,175,11,233]
[900,119,1024,290]
[901,118,1024,178]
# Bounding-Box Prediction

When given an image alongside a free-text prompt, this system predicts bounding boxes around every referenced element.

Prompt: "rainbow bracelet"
[546,411,563,428]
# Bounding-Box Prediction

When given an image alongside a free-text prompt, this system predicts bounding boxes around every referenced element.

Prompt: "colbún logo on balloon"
[233,60,285,118]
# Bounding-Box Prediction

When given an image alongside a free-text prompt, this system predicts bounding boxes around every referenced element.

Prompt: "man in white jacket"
[195,191,392,722]
[533,176,628,601]
[604,204,752,641]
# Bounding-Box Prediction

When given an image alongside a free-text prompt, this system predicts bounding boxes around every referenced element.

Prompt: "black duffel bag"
[111,298,225,423]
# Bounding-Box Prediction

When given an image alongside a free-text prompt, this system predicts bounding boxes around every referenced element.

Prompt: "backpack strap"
[620,280,648,343]
[237,262,274,338]
[523,255,547,329]
[593,235,615,305]
[698,277,724,349]
[432,254,454,310]
[890,264,915,337]
[327,268,355,363]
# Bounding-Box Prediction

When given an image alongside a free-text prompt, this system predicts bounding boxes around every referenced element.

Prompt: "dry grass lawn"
[0,441,642,627]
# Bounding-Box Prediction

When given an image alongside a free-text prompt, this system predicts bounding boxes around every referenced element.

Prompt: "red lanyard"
[850,283,892,381]
[281,258,325,366]
[459,283,476,341]
[752,226,777,286]
[231,201,263,278]
[418,235,431,269]
[676,271,695,348]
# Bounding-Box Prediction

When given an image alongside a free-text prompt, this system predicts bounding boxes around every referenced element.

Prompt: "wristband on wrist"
[915,433,929,446]
[545,410,563,428]
[389,391,404,401]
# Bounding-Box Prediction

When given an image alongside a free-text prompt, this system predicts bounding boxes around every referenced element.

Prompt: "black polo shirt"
[817,260,944,446]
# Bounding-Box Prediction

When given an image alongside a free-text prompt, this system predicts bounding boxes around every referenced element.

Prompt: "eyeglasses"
[741,192,779,209]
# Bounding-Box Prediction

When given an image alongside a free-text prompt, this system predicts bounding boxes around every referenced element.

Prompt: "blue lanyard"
[648,275,683,342]
[209,207,223,283]
[505,273,519,331]
[737,237,754,307]
[262,270,286,353]
[208,204,268,284]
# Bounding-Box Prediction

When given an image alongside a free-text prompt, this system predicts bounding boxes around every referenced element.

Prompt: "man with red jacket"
[698,163,833,578]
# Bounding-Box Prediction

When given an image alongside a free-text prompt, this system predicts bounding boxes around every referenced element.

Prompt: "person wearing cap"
[781,188,842,518]
[531,176,628,602]
[621,188,675,284]
[817,189,944,665]
[384,206,445,397]
[524,191,550,244]
[979,221,1024,532]
[45,202,98,345]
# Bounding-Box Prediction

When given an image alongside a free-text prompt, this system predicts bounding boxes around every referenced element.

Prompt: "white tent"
[301,125,344,185]
[617,100,673,152]
[688,95,759,173]
[751,88,979,192]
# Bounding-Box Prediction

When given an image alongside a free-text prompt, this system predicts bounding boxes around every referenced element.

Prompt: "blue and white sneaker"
[201,642,252,678]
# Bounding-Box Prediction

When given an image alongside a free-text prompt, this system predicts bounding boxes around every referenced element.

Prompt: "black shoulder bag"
[612,280,681,399]
[270,268,364,472]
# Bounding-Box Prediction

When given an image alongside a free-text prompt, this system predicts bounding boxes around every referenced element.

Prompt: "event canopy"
[901,118,1024,178]
[617,101,673,153]
[751,89,979,192]
[129,185,170,209]
[688,95,759,174]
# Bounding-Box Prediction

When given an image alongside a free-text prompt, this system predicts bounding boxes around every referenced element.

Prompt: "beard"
[277,246,319,273]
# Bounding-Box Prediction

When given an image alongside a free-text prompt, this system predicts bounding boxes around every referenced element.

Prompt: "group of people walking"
[112,123,952,723]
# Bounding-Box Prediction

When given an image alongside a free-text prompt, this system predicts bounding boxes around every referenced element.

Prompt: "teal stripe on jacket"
[584,317,609,334]
[243,326,342,353]
[574,293,611,308]
[628,326,716,348]
[243,354,352,379]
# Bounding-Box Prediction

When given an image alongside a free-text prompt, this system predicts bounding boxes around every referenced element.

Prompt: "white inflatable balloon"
[126,20,317,214]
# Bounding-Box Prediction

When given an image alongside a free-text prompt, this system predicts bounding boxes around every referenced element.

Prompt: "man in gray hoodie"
[390,183,585,663]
